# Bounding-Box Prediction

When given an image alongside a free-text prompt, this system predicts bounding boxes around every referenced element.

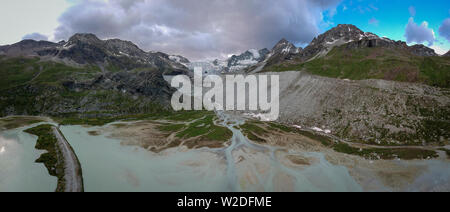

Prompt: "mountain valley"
[1,24,449,192]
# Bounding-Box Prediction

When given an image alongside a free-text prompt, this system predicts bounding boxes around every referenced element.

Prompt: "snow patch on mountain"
[171,48,270,74]
[248,49,260,58]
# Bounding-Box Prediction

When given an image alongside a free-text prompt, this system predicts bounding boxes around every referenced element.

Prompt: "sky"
[325,0,450,55]
[0,0,450,60]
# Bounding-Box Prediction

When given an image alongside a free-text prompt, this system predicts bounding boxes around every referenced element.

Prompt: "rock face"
[299,24,367,60]
[263,39,302,67]
[225,48,270,72]
[64,69,174,100]
[0,66,175,116]
[271,39,300,54]
[409,44,438,57]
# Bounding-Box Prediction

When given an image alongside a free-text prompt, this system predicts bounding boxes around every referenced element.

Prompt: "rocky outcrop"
[0,68,174,117]
[409,44,438,57]
[63,70,175,101]
[264,39,301,67]
[299,24,366,60]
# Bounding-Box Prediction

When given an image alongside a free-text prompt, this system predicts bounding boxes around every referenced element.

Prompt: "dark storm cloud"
[439,18,450,42]
[23,32,49,41]
[404,18,435,46]
[54,0,341,60]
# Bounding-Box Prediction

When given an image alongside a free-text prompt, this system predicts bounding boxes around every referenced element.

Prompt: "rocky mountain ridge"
[246,24,441,73]
[0,33,188,117]
[0,33,188,72]
[300,24,438,59]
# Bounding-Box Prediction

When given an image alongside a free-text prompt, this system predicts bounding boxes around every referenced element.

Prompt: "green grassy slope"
[0,56,167,117]
[0,57,101,91]
[264,46,450,88]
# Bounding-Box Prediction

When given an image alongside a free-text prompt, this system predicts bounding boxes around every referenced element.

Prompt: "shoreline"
[52,126,84,192]
[22,123,84,192]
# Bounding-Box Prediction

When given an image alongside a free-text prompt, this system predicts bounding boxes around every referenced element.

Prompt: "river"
[0,124,57,192]
[1,114,449,191]
[56,112,362,192]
